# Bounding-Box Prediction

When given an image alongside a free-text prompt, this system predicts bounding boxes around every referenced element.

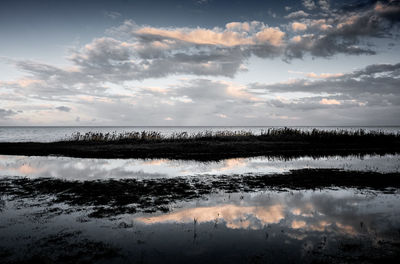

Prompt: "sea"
[0,126,399,142]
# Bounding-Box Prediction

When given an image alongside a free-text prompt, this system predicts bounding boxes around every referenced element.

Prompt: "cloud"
[2,61,399,125]
[374,1,400,23]
[0,108,17,119]
[4,0,399,90]
[252,62,400,110]
[267,9,277,18]
[195,0,211,5]
[285,1,400,59]
[303,0,316,10]
[285,26,376,59]
[216,113,228,118]
[320,98,341,105]
[285,10,310,19]
[135,27,253,47]
[104,11,121,19]
[56,106,71,112]
[58,21,286,83]
[289,70,344,79]
[37,3,400,83]
[291,22,308,31]
[318,0,330,12]
[3,21,284,88]
[169,79,260,103]
[133,22,285,47]
[0,2,399,126]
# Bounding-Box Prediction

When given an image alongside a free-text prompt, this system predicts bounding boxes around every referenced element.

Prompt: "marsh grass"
[66,128,399,143]
[2,128,398,160]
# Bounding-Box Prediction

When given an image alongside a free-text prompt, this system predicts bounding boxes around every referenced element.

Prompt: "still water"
[1,188,399,263]
[0,154,399,263]
[0,154,399,180]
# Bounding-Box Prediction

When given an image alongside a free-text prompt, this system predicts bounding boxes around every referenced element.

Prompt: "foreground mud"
[1,178,400,264]
[1,169,399,218]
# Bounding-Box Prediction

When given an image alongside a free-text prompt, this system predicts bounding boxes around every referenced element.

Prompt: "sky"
[0,0,399,126]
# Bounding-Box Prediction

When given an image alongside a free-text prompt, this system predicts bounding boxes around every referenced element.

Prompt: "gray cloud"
[0,2,399,126]
[3,62,398,126]
[303,0,317,10]
[56,106,71,112]
[267,96,366,111]
[3,1,398,88]
[285,1,400,59]
[251,63,400,110]
[2,21,281,91]
[8,59,107,99]
[285,34,376,60]
[318,0,330,12]
[0,108,17,119]
[284,10,310,19]
[104,11,121,19]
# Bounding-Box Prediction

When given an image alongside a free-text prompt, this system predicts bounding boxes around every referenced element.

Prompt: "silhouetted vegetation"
[65,128,399,143]
[1,128,399,160]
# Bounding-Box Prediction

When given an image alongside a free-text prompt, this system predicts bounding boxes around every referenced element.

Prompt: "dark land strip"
[1,169,399,218]
[0,132,399,160]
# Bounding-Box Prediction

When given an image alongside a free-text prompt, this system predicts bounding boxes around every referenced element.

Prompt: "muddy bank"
[1,169,399,218]
[0,137,399,160]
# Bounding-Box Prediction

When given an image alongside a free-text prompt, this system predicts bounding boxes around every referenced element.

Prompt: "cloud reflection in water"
[133,189,400,242]
[0,154,399,180]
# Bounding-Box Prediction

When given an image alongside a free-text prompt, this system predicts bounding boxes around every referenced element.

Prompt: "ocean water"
[0,126,399,142]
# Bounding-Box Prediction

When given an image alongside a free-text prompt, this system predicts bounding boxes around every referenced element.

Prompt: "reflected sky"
[134,189,400,238]
[1,188,399,263]
[136,204,285,230]
[0,154,399,180]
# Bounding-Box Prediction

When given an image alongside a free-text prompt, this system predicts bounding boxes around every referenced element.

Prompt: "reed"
[65,128,399,143]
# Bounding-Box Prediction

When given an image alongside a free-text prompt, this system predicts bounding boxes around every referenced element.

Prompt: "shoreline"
[0,139,399,160]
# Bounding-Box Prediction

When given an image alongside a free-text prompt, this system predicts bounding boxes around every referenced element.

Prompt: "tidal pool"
[0,188,399,263]
[0,154,399,180]
[0,154,399,263]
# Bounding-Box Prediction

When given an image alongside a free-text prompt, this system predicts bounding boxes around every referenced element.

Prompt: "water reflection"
[1,152,399,262]
[137,204,285,230]
[1,187,399,263]
[133,189,400,240]
[0,154,399,180]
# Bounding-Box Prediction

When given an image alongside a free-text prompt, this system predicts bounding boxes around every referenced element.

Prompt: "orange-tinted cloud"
[136,22,285,47]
